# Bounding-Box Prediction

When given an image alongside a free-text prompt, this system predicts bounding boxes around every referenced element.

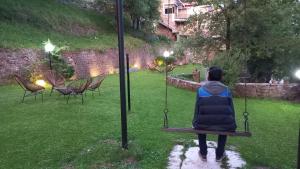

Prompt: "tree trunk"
[225,16,231,50]
[131,15,134,29]
[137,18,140,30]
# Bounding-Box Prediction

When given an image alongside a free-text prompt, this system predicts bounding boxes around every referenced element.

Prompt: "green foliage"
[0,0,145,49]
[125,0,160,32]
[210,48,246,88]
[177,0,300,82]
[154,56,176,66]
[50,52,75,79]
[43,40,75,78]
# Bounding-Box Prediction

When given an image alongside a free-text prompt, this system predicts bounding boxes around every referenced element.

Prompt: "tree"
[124,0,160,31]
[178,0,300,82]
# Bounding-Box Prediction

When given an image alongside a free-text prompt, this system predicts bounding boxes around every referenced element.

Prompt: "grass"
[0,0,144,50]
[0,65,299,169]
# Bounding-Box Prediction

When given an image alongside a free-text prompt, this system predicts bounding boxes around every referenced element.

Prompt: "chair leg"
[67,95,70,104]
[98,87,100,96]
[81,94,84,104]
[50,87,54,96]
[22,91,26,103]
[92,91,94,97]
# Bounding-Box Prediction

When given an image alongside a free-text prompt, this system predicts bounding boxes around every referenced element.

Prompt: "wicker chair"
[87,75,105,96]
[55,86,73,103]
[68,78,92,104]
[44,70,65,95]
[14,75,45,103]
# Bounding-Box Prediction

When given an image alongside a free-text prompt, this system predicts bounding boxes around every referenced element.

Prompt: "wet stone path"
[167,140,246,169]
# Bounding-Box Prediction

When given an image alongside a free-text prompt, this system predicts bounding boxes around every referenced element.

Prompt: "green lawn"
[0,0,144,50]
[0,65,299,169]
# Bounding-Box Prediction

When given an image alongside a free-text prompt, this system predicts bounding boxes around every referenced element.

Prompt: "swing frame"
[162,128,251,137]
[161,0,252,137]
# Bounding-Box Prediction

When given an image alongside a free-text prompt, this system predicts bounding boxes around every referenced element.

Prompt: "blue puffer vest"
[192,81,237,132]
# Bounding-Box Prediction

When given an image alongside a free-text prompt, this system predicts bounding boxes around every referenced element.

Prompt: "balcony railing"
[175,10,189,21]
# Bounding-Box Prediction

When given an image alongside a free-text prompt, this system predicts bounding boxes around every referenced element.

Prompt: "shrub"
[154,56,176,66]
[43,41,75,79]
[210,48,247,89]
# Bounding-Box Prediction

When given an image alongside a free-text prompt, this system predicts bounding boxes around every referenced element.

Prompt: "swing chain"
[163,108,169,128]
[243,111,249,132]
[242,0,250,133]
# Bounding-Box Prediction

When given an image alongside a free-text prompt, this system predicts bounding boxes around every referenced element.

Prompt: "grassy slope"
[0,0,144,50]
[0,65,299,169]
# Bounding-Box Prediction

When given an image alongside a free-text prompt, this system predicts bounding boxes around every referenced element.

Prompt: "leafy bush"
[43,40,75,78]
[50,47,74,78]
[154,56,176,66]
[210,49,247,89]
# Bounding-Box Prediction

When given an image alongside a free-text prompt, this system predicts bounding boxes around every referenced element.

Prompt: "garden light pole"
[296,69,300,169]
[116,0,128,149]
[126,54,131,111]
[44,39,55,70]
[163,51,170,128]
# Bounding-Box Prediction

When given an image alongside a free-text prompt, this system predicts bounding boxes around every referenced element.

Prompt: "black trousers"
[198,134,227,157]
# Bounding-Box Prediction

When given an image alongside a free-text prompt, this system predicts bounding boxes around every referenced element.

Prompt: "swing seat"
[162,127,252,137]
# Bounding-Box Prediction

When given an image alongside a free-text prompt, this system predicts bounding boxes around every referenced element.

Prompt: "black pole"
[298,127,300,168]
[163,57,169,128]
[116,0,128,149]
[48,52,52,70]
[126,54,131,111]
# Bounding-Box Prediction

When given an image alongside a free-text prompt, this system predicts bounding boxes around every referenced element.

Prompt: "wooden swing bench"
[162,127,252,137]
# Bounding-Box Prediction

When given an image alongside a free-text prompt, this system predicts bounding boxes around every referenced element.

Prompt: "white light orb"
[295,69,300,79]
[170,51,174,55]
[36,80,46,87]
[163,51,170,58]
[44,40,55,53]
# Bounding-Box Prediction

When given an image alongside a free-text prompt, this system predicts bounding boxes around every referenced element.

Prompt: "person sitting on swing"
[193,66,237,161]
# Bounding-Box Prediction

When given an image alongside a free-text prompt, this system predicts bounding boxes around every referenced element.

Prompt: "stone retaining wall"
[167,76,202,91]
[0,48,43,84]
[167,76,300,101]
[63,45,155,79]
[0,45,155,84]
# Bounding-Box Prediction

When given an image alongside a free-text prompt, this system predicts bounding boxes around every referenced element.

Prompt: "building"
[157,0,212,41]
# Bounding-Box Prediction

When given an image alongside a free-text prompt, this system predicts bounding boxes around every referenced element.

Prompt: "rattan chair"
[87,75,105,96]
[14,75,45,103]
[68,78,92,104]
[44,70,65,95]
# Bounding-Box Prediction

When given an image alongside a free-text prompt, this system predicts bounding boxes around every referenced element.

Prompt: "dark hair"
[208,66,223,81]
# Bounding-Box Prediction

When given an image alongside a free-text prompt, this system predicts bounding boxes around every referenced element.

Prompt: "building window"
[164,4,175,14]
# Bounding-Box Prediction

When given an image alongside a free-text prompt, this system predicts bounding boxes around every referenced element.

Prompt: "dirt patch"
[90,162,114,169]
[63,164,75,169]
[124,156,138,165]
[57,23,98,36]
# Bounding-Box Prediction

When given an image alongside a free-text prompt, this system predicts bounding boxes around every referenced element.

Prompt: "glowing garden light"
[295,69,300,79]
[44,39,55,53]
[44,39,55,70]
[163,51,170,58]
[35,80,46,87]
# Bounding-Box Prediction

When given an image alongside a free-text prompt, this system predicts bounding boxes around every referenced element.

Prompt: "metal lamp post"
[163,50,171,128]
[295,69,300,169]
[116,0,128,149]
[44,40,55,70]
